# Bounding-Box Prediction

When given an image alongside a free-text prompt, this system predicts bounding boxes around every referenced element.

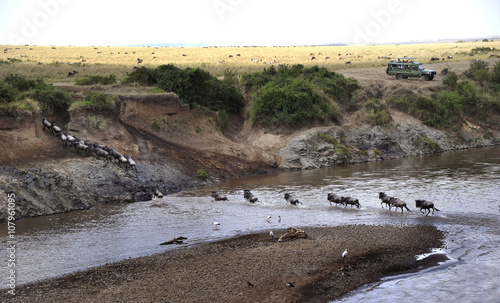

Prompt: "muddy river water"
[2,146,499,302]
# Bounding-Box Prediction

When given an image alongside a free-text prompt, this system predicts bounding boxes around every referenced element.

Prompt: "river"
[1,146,499,302]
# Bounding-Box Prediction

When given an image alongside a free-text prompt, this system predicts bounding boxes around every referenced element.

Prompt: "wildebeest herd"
[211,189,440,216]
[42,117,137,172]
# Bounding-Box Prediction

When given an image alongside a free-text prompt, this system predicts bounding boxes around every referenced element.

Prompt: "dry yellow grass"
[1,40,499,82]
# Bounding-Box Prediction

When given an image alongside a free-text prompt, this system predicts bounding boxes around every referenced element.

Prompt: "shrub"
[491,61,500,84]
[0,75,72,114]
[0,81,17,103]
[197,168,209,180]
[442,72,458,89]
[23,87,73,113]
[432,90,464,127]
[243,64,358,127]
[124,64,244,114]
[75,75,117,85]
[318,133,350,156]
[250,78,332,126]
[464,60,489,79]
[364,98,391,126]
[68,92,115,112]
[471,46,497,53]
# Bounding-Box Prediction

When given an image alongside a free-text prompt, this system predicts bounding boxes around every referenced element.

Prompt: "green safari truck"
[386,57,437,81]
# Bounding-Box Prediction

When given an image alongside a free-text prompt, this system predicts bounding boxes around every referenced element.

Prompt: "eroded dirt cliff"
[1,81,498,221]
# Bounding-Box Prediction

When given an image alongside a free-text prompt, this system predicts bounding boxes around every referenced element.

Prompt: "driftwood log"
[160,236,187,245]
[278,227,307,242]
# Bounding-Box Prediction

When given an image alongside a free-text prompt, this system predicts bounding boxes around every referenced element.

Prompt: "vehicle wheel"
[428,76,434,81]
[396,74,403,80]
[423,75,429,81]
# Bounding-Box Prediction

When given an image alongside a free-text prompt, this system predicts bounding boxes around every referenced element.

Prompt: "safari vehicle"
[386,57,437,81]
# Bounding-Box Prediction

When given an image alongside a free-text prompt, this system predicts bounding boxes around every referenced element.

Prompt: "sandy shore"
[3,224,444,303]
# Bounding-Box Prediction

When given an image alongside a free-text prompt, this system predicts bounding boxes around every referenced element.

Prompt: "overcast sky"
[1,0,499,46]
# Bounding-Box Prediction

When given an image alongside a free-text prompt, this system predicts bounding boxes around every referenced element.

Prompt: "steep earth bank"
[1,77,499,221]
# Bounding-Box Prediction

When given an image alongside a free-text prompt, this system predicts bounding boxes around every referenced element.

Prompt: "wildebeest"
[73,142,89,155]
[50,122,61,136]
[57,132,67,146]
[123,154,137,172]
[327,193,343,206]
[65,133,76,145]
[211,191,228,201]
[341,196,360,208]
[284,193,301,206]
[91,147,110,161]
[378,192,392,208]
[430,57,440,61]
[243,189,259,203]
[389,197,411,213]
[103,146,125,164]
[41,117,52,132]
[415,199,440,216]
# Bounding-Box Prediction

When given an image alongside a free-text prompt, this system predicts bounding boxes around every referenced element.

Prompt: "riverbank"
[3,224,444,303]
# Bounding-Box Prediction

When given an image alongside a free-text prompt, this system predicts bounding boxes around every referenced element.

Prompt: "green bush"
[388,89,464,128]
[243,64,359,127]
[471,46,497,53]
[464,60,489,79]
[68,92,115,112]
[23,87,73,113]
[364,98,391,125]
[124,64,244,114]
[75,75,117,85]
[442,72,458,89]
[491,61,500,84]
[0,74,72,114]
[250,78,333,126]
[197,168,209,180]
[431,90,464,127]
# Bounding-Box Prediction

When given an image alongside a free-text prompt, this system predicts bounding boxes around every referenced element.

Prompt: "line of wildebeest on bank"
[41,117,137,172]
[211,190,440,216]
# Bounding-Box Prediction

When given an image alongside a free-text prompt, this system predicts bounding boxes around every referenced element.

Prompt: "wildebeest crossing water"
[1,146,499,303]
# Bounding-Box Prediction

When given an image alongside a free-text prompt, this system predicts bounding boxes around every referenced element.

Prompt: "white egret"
[342,248,348,262]
[269,231,274,239]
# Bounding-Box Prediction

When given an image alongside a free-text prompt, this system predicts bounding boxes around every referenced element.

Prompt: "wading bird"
[342,249,348,263]
[269,231,274,239]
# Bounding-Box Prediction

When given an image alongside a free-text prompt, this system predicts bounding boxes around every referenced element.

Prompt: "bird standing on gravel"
[269,231,274,239]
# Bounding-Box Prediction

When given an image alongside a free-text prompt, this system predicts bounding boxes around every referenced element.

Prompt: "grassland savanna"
[1,40,500,82]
